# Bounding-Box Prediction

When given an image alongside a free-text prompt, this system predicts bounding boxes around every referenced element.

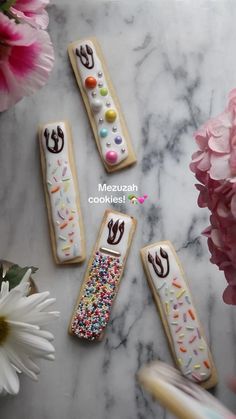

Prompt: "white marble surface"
[0,1,236,418]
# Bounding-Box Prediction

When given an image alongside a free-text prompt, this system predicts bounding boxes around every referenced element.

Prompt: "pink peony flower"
[0,12,54,112]
[190,90,236,305]
[11,0,49,29]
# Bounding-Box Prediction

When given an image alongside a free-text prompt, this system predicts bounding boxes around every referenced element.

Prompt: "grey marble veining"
[0,1,236,418]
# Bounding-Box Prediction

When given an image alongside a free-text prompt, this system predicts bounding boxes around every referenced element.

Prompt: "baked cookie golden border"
[69,209,136,341]
[68,37,137,173]
[38,120,86,264]
[140,241,217,389]
[138,362,230,419]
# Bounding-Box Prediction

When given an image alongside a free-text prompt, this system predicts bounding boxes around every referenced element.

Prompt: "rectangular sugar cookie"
[68,37,137,172]
[69,209,136,340]
[138,362,231,419]
[39,121,86,264]
[140,241,217,389]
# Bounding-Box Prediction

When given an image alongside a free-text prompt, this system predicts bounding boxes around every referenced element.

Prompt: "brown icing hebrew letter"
[148,247,169,278]
[107,219,125,245]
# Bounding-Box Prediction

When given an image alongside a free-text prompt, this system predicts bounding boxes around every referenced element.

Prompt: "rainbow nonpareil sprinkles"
[71,252,122,340]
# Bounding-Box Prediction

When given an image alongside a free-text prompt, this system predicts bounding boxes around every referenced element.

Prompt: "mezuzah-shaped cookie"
[68,37,137,172]
[138,362,231,419]
[69,209,136,340]
[39,121,86,264]
[140,241,217,389]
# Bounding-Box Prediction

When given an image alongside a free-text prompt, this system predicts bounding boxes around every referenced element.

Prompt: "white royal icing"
[144,243,212,383]
[73,40,129,166]
[98,211,133,262]
[41,122,83,262]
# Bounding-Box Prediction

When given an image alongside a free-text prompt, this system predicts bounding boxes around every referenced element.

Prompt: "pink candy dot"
[138,197,145,204]
[105,150,118,164]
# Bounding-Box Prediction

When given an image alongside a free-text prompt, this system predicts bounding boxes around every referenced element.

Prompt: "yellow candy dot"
[105,109,117,123]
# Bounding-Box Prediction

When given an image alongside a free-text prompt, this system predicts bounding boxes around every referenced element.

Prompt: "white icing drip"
[73,40,129,166]
[144,243,212,383]
[98,212,133,262]
[41,122,82,262]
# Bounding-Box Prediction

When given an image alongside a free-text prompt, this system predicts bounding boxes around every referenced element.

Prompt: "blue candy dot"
[100,128,108,138]
[114,135,122,144]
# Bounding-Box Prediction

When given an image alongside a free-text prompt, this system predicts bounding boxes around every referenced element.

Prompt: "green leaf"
[2,264,38,290]
[0,0,16,12]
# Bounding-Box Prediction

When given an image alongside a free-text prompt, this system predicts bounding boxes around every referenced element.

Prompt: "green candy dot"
[100,87,108,96]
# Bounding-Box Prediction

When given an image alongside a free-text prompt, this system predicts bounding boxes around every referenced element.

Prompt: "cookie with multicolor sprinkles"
[38,121,86,264]
[140,241,217,389]
[69,209,136,341]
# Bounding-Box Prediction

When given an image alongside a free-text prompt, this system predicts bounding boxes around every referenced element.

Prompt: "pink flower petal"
[230,193,236,218]
[191,150,204,163]
[208,112,232,135]
[11,7,49,30]
[197,152,211,171]
[11,0,49,29]
[210,154,231,180]
[195,129,208,151]
[225,266,236,286]
[0,16,54,112]
[229,149,236,176]
[217,201,230,218]
[211,228,223,247]
[202,226,211,237]
[228,88,236,103]
[14,0,49,10]
[228,89,236,113]
[223,285,236,305]
[208,133,230,153]
[0,13,37,46]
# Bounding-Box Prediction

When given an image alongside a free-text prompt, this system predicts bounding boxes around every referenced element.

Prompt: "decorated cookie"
[67,38,137,172]
[69,210,136,340]
[138,362,231,419]
[140,241,217,389]
[38,121,86,264]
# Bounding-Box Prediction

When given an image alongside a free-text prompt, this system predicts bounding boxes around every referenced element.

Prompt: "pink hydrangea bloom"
[190,90,236,305]
[0,12,54,112]
[11,0,49,29]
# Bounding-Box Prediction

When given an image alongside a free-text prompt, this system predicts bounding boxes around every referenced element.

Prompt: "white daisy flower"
[0,269,59,395]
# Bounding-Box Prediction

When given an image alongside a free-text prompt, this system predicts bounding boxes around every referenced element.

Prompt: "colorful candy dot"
[91,99,103,113]
[105,109,117,123]
[100,87,108,96]
[85,76,97,89]
[100,128,108,138]
[114,136,122,144]
[105,150,118,164]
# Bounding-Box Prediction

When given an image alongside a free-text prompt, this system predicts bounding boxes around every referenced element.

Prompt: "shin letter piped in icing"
[143,242,212,383]
[41,122,83,263]
[73,40,128,166]
[70,211,136,340]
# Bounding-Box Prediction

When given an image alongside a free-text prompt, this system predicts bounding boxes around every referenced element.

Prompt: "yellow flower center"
[0,316,9,345]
